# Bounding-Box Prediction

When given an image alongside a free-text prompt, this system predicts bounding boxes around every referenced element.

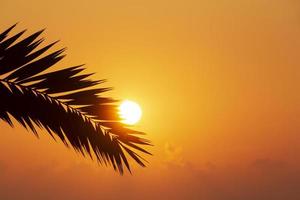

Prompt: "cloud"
[163,142,185,167]
[252,158,287,172]
[1,151,300,200]
[0,160,4,176]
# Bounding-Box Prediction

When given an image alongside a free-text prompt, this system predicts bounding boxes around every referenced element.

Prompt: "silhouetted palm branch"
[0,24,151,174]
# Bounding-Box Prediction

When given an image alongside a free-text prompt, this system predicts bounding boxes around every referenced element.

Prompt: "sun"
[119,100,142,125]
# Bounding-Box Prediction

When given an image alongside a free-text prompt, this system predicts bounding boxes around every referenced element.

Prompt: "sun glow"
[119,100,142,125]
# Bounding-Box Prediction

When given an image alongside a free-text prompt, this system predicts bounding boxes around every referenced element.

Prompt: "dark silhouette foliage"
[0,24,151,174]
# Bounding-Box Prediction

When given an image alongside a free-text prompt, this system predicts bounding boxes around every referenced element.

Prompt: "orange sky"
[1,0,300,199]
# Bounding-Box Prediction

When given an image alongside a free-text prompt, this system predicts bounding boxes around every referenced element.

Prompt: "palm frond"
[0,24,151,174]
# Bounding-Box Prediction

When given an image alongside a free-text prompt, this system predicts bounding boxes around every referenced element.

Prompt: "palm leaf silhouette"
[0,24,151,174]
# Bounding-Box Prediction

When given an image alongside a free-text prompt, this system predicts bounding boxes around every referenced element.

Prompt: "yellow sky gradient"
[1,0,300,199]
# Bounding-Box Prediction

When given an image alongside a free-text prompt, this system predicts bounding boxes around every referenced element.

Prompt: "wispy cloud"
[0,160,4,176]
[163,142,185,167]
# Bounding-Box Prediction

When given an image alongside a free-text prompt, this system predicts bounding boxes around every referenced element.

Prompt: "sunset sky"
[1,0,300,199]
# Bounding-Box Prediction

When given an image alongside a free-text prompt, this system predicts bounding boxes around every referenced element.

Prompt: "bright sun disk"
[119,100,142,125]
